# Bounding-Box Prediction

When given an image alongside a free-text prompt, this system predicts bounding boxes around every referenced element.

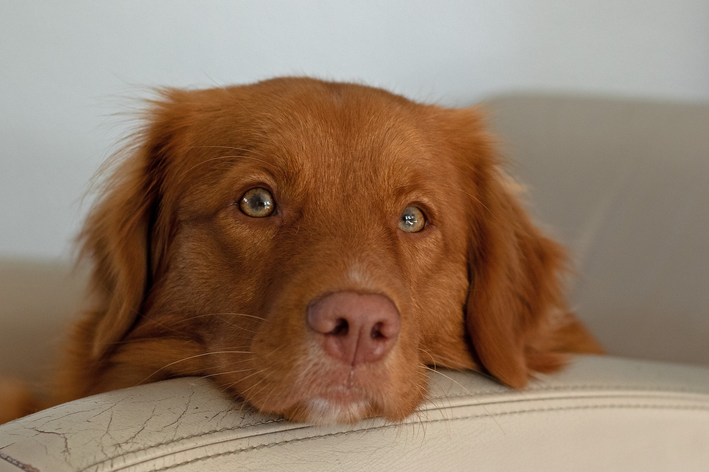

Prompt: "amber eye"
[398,206,426,233]
[239,187,275,217]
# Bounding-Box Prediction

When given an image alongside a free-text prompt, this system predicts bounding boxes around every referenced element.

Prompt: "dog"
[1,77,601,425]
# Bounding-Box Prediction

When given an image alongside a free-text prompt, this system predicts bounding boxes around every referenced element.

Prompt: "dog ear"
[79,90,186,360]
[444,107,600,388]
[466,169,572,388]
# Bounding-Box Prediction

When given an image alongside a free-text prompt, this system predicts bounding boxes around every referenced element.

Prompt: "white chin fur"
[305,398,369,425]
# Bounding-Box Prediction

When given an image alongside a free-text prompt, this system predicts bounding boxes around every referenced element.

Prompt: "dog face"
[65,78,599,424]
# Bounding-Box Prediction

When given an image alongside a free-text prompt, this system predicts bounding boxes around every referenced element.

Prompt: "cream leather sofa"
[1,95,708,471]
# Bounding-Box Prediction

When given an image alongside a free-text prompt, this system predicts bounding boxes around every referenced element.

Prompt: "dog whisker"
[200,368,256,379]
[170,312,265,331]
[206,312,268,322]
[423,366,505,435]
[140,350,253,385]
[175,155,239,184]
[459,187,505,227]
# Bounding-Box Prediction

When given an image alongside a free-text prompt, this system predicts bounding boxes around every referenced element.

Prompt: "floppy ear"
[450,109,601,388]
[79,90,185,359]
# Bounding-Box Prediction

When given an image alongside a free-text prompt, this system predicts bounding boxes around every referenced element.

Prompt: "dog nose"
[307,292,400,365]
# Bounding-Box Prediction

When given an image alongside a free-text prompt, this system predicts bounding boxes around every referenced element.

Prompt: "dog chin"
[303,397,370,425]
[275,384,375,424]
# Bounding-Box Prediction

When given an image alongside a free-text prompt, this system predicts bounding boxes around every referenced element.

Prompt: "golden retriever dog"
[0,78,601,425]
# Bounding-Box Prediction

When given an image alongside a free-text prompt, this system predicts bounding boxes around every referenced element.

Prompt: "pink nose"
[307,292,400,365]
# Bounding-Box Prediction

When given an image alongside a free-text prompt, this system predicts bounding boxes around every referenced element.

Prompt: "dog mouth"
[225,360,386,424]
[215,350,426,424]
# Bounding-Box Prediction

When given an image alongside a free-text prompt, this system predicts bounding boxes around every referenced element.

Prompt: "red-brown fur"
[2,78,601,425]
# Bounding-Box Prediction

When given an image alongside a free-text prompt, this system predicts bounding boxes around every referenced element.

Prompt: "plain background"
[2,0,709,260]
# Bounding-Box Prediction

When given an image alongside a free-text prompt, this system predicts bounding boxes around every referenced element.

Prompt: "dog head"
[73,78,598,424]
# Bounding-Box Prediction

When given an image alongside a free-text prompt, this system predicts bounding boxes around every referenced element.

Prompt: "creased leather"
[1,356,708,472]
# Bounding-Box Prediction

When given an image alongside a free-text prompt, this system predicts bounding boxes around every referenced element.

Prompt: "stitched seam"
[104,403,709,472]
[81,417,286,470]
[0,452,40,472]
[427,383,709,401]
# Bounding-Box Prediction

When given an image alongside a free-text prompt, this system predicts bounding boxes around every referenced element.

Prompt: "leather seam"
[427,383,709,401]
[96,403,709,472]
[79,416,287,470]
[0,451,40,472]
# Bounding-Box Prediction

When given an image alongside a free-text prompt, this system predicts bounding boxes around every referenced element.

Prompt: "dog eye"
[398,206,426,233]
[239,188,275,217]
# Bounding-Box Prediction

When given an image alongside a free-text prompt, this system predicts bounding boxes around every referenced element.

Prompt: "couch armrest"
[1,356,708,472]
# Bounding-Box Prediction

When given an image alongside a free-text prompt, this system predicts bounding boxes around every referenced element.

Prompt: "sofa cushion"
[1,356,708,472]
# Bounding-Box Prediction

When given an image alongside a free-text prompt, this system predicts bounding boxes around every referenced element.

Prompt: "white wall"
[2,0,708,260]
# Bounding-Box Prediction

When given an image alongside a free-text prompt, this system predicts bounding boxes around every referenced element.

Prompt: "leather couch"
[1,95,708,471]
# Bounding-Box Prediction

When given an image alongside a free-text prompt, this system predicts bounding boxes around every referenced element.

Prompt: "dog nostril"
[329,318,349,336]
[370,322,384,339]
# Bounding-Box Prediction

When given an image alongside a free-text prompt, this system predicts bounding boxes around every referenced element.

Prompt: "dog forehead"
[171,80,462,217]
[201,84,438,181]
[268,88,442,177]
